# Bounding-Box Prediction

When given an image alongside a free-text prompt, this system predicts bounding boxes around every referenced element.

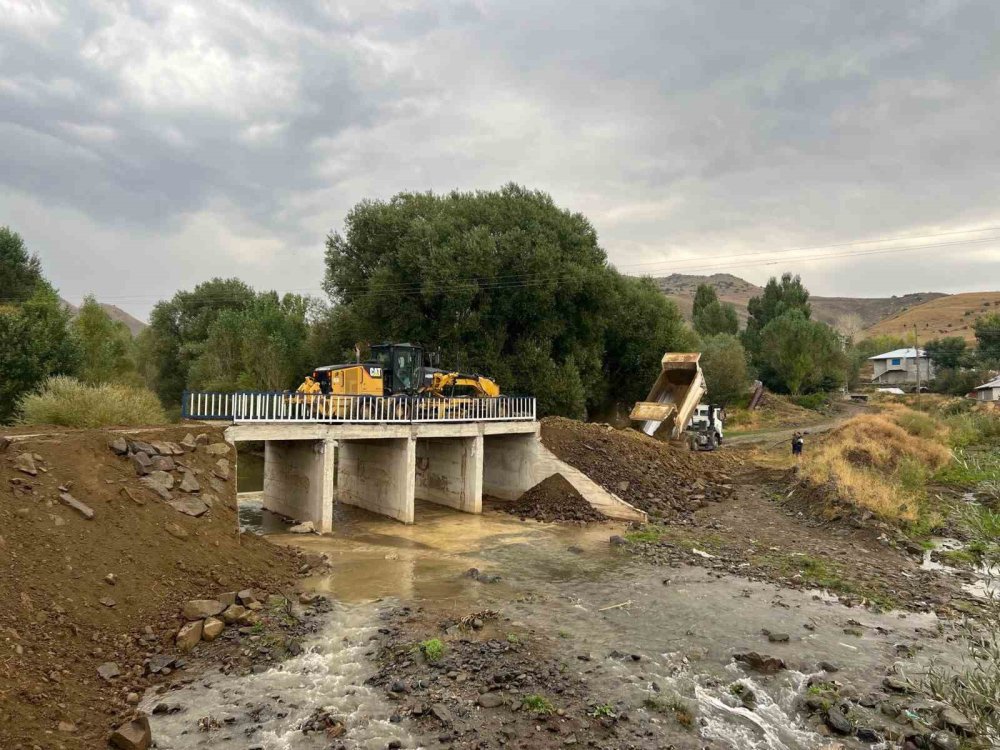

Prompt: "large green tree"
[320,184,693,417]
[743,272,812,355]
[73,295,137,385]
[1,226,48,302]
[699,334,749,405]
[924,336,967,370]
[974,313,1000,362]
[758,310,846,394]
[692,283,739,336]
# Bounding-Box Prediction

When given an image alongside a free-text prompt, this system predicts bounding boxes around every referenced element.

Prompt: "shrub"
[521,694,554,714]
[418,638,444,662]
[894,410,938,439]
[17,376,167,428]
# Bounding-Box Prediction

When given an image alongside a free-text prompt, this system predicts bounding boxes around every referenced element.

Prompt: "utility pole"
[912,324,921,406]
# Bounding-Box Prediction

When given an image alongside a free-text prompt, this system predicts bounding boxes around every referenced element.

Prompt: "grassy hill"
[863,291,1000,343]
[650,273,944,331]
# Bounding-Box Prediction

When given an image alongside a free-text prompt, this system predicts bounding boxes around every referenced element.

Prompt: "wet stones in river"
[733,651,786,674]
[825,706,853,734]
[299,707,345,737]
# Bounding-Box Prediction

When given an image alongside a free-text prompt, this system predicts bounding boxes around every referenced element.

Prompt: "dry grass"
[726,392,826,433]
[864,290,1000,343]
[802,408,952,523]
[18,376,168,428]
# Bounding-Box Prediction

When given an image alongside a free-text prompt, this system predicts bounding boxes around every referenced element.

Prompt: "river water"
[148,494,963,749]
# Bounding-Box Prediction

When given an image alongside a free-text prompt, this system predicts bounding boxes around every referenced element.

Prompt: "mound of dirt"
[540,417,741,519]
[0,425,302,749]
[506,474,606,523]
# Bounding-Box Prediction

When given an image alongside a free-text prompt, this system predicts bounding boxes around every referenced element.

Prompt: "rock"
[939,707,975,736]
[609,535,627,546]
[58,492,95,519]
[100,597,117,607]
[178,472,201,493]
[238,610,261,626]
[202,616,225,641]
[167,496,209,517]
[182,599,225,620]
[164,522,188,540]
[151,455,175,472]
[825,707,853,734]
[150,441,174,456]
[166,442,185,456]
[221,604,246,624]
[267,593,288,608]
[237,589,259,605]
[131,453,153,475]
[105,573,117,585]
[176,620,204,652]
[180,433,198,451]
[819,661,840,673]
[882,676,912,693]
[430,703,454,725]
[13,452,37,476]
[213,458,230,480]
[478,692,503,708]
[109,437,129,455]
[58,720,77,732]
[195,433,209,445]
[856,728,881,742]
[126,692,140,705]
[767,632,790,643]
[97,662,121,681]
[109,715,152,750]
[147,470,174,490]
[929,730,961,750]
[206,442,231,456]
[0,435,10,452]
[143,654,176,675]
[129,439,158,456]
[289,520,315,534]
[734,652,786,674]
[218,591,237,607]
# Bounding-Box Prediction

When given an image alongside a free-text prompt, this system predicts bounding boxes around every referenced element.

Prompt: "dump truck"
[629,352,707,441]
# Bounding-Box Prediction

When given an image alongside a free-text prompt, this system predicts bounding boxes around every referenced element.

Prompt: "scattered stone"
[202,616,225,641]
[929,730,961,750]
[57,720,77,732]
[151,455,175,472]
[176,620,204,652]
[882,676,912,693]
[825,707,853,734]
[430,703,454,725]
[150,441,174,456]
[165,522,189,540]
[131,452,153,475]
[767,632,790,643]
[218,591,237,607]
[819,661,840,673]
[129,439,157,456]
[0,435,10,452]
[609,535,627,546]
[195,433,209,445]
[109,437,129,455]
[182,599,225,620]
[167,496,209,517]
[180,433,198,451]
[289,520,315,534]
[100,597,117,608]
[105,573,117,586]
[237,589,260,606]
[144,654,176,675]
[109,715,152,750]
[126,692,140,705]
[213,458,230,480]
[478,692,504,708]
[734,652,786,675]
[178,472,201,493]
[856,728,881,742]
[939,707,975,736]
[206,442,231,456]
[58,492,95,520]
[13,452,37,476]
[97,662,121,681]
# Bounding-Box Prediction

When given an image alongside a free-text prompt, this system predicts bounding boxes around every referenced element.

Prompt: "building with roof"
[868,347,934,387]
[971,375,1000,402]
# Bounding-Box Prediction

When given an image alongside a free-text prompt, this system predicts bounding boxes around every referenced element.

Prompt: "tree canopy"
[0,226,49,303]
[692,283,739,336]
[924,336,967,370]
[974,313,1000,362]
[743,272,811,352]
[321,184,694,417]
[699,333,749,406]
[73,296,137,385]
[757,310,846,394]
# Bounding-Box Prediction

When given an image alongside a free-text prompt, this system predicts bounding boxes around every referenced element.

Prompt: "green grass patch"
[764,553,898,610]
[418,638,445,662]
[18,375,167,428]
[590,703,614,718]
[506,633,520,644]
[789,393,830,411]
[643,696,694,727]
[624,525,668,543]
[521,694,554,714]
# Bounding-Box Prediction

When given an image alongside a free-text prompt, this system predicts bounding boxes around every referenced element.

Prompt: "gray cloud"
[1,0,998,317]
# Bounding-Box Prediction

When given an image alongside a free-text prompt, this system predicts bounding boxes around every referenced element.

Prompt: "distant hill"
[61,298,147,337]
[649,273,945,332]
[863,291,1000,344]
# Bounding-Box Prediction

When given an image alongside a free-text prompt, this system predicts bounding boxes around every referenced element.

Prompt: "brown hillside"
[61,298,147,336]
[863,291,1000,343]
[648,273,944,331]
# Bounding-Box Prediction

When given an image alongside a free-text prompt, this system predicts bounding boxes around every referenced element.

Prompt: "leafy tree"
[321,184,694,417]
[758,310,846,394]
[924,337,967,370]
[0,226,48,303]
[932,367,992,397]
[743,272,812,355]
[72,295,137,385]
[692,283,739,336]
[974,313,1000,362]
[0,288,80,422]
[699,334,749,406]
[141,278,257,404]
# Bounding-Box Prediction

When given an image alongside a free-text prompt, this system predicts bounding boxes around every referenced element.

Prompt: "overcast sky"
[2,0,999,319]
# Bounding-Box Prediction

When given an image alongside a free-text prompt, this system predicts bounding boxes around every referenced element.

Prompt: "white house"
[869,348,935,386]
[971,375,1000,402]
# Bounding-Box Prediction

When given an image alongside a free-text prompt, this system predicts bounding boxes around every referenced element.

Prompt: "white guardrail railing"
[181,391,537,424]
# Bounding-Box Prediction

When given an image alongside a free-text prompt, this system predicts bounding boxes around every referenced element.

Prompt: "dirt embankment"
[540,417,741,520]
[0,425,302,749]
[505,474,606,523]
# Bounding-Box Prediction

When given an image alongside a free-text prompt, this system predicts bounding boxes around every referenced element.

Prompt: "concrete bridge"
[185,391,646,530]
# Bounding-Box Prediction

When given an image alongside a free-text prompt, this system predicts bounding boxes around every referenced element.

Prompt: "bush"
[18,376,168,428]
[789,393,829,412]
[894,410,939,439]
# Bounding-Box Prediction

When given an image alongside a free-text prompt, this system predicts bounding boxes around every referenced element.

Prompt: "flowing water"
[148,499,964,749]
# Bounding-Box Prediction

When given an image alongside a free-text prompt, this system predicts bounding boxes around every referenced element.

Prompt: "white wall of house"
[974,386,1000,402]
[871,355,935,385]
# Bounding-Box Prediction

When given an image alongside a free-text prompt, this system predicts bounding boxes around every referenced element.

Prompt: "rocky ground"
[0,425,310,749]
[503,473,606,523]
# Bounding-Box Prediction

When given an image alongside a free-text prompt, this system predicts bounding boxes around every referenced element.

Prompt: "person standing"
[791,431,804,461]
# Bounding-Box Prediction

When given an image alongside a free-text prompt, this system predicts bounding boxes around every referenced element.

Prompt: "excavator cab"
[369,343,424,396]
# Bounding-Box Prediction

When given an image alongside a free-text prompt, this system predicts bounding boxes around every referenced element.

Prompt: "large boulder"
[182,599,225,620]
[221,604,246,624]
[206,442,231,456]
[734,652,786,675]
[131,452,152,476]
[167,496,209,518]
[202,617,225,641]
[178,472,201,494]
[151,456,175,472]
[176,620,204,651]
[108,437,129,455]
[212,459,230,480]
[109,715,152,750]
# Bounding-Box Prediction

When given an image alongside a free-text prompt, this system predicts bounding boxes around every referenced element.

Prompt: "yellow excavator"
[293,343,501,419]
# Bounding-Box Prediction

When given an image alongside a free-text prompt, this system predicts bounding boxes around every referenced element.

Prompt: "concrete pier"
[227,420,645,530]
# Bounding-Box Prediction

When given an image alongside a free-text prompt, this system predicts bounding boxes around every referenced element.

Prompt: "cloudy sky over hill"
[2,0,999,317]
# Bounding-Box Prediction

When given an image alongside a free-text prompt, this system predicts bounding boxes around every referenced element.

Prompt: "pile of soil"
[505,474,606,523]
[540,417,741,520]
[0,424,303,749]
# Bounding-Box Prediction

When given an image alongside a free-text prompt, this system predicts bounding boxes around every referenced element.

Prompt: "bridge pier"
[337,437,416,524]
[415,435,483,514]
[262,439,335,533]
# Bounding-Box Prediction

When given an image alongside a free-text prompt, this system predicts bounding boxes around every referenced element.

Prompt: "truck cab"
[688,403,724,450]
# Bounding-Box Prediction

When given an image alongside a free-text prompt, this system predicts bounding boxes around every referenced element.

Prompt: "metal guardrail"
[181,391,537,424]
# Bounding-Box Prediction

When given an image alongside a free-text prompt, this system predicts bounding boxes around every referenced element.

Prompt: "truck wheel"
[708,433,719,451]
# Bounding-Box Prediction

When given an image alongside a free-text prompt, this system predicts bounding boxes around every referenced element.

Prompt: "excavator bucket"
[630,352,706,440]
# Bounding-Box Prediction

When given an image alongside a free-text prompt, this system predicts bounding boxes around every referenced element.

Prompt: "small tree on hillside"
[692,283,739,336]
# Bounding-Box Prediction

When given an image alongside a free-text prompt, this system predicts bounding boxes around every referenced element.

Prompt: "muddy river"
[147,494,964,749]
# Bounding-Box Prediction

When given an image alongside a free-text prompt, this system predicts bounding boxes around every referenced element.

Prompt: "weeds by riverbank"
[17,375,167,427]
